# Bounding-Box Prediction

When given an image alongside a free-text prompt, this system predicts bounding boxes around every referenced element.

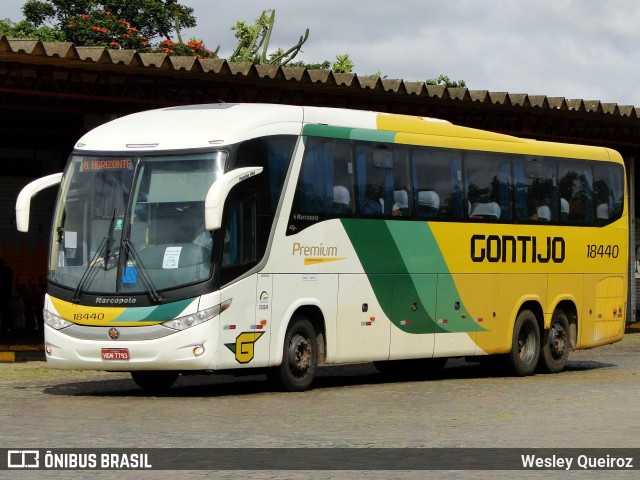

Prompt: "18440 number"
[586,244,619,259]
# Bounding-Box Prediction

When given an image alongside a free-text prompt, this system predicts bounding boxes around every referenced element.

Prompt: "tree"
[21,0,198,51]
[426,74,466,88]
[0,18,65,41]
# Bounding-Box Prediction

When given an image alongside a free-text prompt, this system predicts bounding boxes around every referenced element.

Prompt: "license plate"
[101,348,130,361]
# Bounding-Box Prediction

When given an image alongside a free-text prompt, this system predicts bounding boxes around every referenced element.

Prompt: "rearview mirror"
[204,167,263,230]
[16,172,63,232]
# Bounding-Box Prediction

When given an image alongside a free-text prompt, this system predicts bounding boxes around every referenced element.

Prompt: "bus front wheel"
[267,315,318,392]
[538,310,570,373]
[130,371,179,391]
[508,309,540,376]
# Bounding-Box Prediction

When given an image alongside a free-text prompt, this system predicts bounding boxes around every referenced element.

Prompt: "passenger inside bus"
[361,185,383,215]
[560,198,570,221]
[536,205,551,222]
[332,185,353,214]
[391,189,409,216]
[417,190,440,218]
[469,201,501,220]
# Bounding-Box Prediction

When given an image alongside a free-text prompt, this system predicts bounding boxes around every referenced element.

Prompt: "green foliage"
[158,38,219,59]
[5,3,353,69]
[16,0,204,53]
[287,59,332,70]
[332,54,354,74]
[23,1,196,41]
[229,10,308,66]
[63,10,150,49]
[426,74,466,88]
[0,17,65,41]
[369,71,386,79]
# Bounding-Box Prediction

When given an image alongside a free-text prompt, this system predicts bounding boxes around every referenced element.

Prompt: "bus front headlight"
[162,299,231,331]
[43,309,73,330]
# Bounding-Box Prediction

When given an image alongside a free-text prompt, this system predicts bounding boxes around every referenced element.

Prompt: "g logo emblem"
[224,332,265,364]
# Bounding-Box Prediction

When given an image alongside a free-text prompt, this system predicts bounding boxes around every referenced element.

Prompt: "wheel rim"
[548,321,567,359]
[287,333,312,378]
[518,323,536,365]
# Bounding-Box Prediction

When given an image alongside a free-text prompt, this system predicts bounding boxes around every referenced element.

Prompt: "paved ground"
[1,334,639,479]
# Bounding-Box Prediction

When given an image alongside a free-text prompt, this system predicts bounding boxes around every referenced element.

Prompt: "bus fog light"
[45,343,53,355]
[193,345,205,357]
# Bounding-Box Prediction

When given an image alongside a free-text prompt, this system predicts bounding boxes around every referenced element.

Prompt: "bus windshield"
[49,151,227,296]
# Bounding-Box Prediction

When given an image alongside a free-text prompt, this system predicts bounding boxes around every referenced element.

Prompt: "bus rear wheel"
[267,315,318,392]
[508,309,540,376]
[130,371,179,392]
[538,310,570,373]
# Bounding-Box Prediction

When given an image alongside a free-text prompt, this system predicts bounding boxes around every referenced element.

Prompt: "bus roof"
[73,103,616,162]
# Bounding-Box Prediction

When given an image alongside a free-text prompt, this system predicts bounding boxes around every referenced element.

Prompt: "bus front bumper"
[43,321,218,371]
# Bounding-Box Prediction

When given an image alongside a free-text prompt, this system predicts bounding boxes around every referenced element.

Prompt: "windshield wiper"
[102,210,117,271]
[71,210,116,302]
[122,239,164,303]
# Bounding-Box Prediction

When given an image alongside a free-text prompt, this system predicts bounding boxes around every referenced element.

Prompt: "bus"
[15,103,628,392]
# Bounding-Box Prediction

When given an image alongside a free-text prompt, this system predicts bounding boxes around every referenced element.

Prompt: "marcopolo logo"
[95,297,137,305]
[470,234,566,264]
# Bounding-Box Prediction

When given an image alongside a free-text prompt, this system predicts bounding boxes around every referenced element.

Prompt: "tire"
[130,371,179,392]
[268,315,318,392]
[508,309,540,376]
[374,357,447,378]
[538,310,570,373]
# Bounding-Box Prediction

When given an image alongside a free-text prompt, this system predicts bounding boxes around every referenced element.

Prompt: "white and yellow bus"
[16,104,628,391]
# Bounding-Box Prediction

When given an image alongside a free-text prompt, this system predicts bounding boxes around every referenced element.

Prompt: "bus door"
[217,194,271,369]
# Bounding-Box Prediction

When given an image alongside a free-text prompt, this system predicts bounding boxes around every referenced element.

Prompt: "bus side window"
[411,147,462,220]
[514,157,556,223]
[558,161,594,225]
[355,143,412,217]
[220,194,257,285]
[593,163,624,224]
[391,146,411,217]
[292,137,354,216]
[356,145,385,216]
[465,152,512,222]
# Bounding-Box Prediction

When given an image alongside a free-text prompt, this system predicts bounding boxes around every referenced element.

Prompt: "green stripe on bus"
[302,124,396,143]
[112,298,194,322]
[341,219,481,334]
[303,124,353,139]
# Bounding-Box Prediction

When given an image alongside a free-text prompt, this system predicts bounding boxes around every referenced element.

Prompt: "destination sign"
[81,159,133,172]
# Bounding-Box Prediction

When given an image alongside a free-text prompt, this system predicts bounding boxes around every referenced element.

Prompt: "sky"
[3,0,640,106]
